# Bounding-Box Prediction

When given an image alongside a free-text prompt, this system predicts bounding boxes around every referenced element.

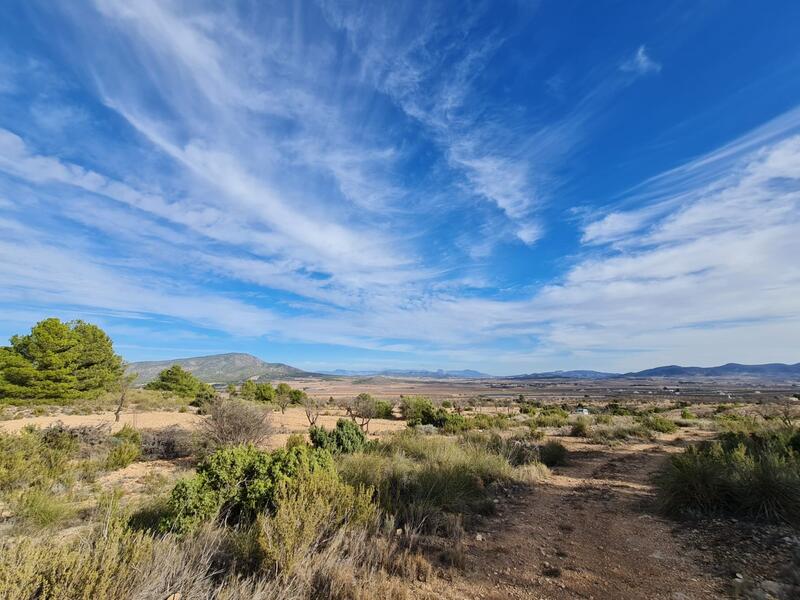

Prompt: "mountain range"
[322,368,491,378]
[127,353,800,384]
[127,353,312,384]
[511,363,800,380]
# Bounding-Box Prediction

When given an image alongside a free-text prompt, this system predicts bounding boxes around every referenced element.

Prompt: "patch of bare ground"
[430,430,730,600]
[0,406,406,448]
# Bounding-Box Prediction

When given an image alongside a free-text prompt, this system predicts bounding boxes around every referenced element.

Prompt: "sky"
[1,1,800,375]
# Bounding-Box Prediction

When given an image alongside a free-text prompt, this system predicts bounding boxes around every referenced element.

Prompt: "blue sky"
[1,1,800,375]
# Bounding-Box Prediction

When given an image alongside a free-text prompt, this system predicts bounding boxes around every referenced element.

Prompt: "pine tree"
[0,318,125,403]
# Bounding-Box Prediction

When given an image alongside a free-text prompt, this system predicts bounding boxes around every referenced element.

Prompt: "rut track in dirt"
[431,432,727,600]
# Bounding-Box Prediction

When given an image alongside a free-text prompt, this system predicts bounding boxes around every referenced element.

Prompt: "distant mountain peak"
[127,352,311,384]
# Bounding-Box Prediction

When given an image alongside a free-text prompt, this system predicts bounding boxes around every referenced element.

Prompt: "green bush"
[589,423,652,444]
[105,425,142,470]
[309,418,367,454]
[655,427,800,524]
[144,365,212,399]
[594,414,613,425]
[539,441,568,467]
[463,413,511,430]
[640,414,678,434]
[605,403,638,417]
[13,489,75,529]
[256,468,376,574]
[534,413,568,428]
[680,408,696,420]
[338,431,518,530]
[399,396,437,426]
[374,400,394,419]
[0,427,78,492]
[714,412,762,434]
[160,444,334,533]
[570,417,591,437]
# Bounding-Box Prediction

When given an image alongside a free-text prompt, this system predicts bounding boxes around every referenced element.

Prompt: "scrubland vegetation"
[2,318,799,597]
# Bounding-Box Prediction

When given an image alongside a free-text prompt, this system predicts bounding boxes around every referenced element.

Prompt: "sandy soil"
[431,431,729,600]
[0,406,407,442]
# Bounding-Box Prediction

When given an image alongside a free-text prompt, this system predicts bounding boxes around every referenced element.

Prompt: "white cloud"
[620,45,661,76]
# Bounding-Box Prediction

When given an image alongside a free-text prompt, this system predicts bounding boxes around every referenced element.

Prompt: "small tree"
[345,392,378,433]
[144,365,210,398]
[275,382,292,413]
[114,371,138,423]
[303,395,324,426]
[240,379,258,401]
[226,383,237,397]
[254,382,275,403]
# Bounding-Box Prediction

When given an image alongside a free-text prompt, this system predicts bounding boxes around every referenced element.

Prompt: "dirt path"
[433,433,727,599]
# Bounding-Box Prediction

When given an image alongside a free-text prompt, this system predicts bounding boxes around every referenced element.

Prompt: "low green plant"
[159,444,334,533]
[538,441,568,467]
[105,425,142,470]
[338,431,519,530]
[680,408,696,420]
[589,422,652,444]
[309,418,367,454]
[399,396,437,426]
[0,426,79,492]
[655,427,800,524]
[256,468,376,574]
[639,414,678,434]
[374,400,394,419]
[13,489,75,528]
[534,413,568,428]
[570,417,591,437]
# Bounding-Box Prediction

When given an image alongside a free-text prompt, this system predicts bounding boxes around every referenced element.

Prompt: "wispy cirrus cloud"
[620,45,661,76]
[1,1,797,373]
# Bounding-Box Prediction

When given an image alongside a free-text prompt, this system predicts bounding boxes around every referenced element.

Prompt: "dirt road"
[434,433,726,599]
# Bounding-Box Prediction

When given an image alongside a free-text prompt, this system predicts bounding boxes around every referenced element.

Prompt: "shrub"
[13,489,75,528]
[284,433,307,449]
[539,441,568,467]
[605,403,638,416]
[680,408,696,420]
[594,414,613,425]
[105,425,142,470]
[570,417,591,437]
[714,412,762,434]
[460,430,540,466]
[256,469,376,574]
[655,428,800,524]
[399,396,437,426]
[338,431,517,530]
[309,418,367,454]
[374,399,395,419]
[464,412,511,430]
[0,427,78,492]
[200,398,273,448]
[139,426,194,460]
[589,423,652,445]
[0,512,416,600]
[640,414,678,434]
[534,413,568,428]
[159,444,334,533]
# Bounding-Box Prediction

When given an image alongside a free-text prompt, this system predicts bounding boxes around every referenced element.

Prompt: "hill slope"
[127,353,310,384]
[627,362,800,378]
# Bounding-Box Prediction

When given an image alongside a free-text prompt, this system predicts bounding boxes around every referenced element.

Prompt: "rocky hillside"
[127,352,310,384]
